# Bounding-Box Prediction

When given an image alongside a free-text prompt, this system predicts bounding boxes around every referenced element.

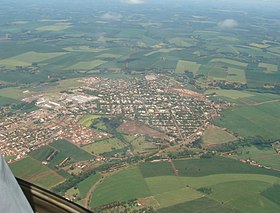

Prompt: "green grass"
[173,157,280,177]
[0,87,25,99]
[77,173,102,198]
[175,60,201,74]
[0,51,67,68]
[64,46,108,53]
[144,48,183,56]
[0,96,20,107]
[261,184,280,206]
[29,146,55,161]
[155,187,203,209]
[10,157,64,189]
[214,102,280,139]
[202,125,236,145]
[64,59,106,70]
[232,145,280,170]
[91,167,151,208]
[169,37,194,47]
[259,63,278,74]
[36,23,71,31]
[226,67,246,83]
[210,58,248,68]
[78,114,106,127]
[82,138,125,155]
[205,89,254,100]
[139,161,175,178]
[50,139,93,162]
[147,174,280,211]
[158,197,238,213]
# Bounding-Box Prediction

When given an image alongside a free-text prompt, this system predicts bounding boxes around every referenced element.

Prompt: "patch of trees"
[207,136,276,152]
[52,170,96,195]
[197,187,213,195]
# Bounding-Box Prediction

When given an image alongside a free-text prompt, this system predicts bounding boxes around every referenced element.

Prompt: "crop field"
[96,53,122,59]
[64,46,108,53]
[158,197,238,213]
[205,89,280,105]
[29,140,93,169]
[259,63,278,74]
[0,96,20,107]
[205,89,254,100]
[50,139,93,162]
[214,102,280,139]
[64,59,106,70]
[36,23,71,31]
[144,48,183,57]
[268,46,280,54]
[208,64,227,80]
[129,136,158,154]
[90,168,151,208]
[82,138,125,155]
[78,173,102,198]
[90,157,280,211]
[210,58,248,68]
[232,145,280,170]
[169,37,194,47]
[0,89,34,101]
[202,125,236,146]
[175,60,201,74]
[226,67,246,83]
[29,146,55,162]
[78,114,106,127]
[10,157,64,189]
[0,51,67,68]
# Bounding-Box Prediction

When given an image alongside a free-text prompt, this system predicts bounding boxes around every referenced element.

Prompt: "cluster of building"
[0,74,221,162]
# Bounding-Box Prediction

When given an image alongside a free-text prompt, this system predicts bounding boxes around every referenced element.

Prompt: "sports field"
[82,138,125,155]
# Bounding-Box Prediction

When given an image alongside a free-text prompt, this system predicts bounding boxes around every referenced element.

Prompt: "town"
[0,75,220,162]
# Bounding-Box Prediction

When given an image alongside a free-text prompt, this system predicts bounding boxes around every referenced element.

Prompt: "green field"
[78,114,108,128]
[205,89,254,100]
[50,139,93,162]
[78,173,102,198]
[0,51,67,68]
[91,157,280,211]
[36,23,71,31]
[210,58,248,68]
[259,63,278,74]
[202,125,236,146]
[82,138,125,155]
[64,59,106,70]
[10,157,65,189]
[232,145,280,170]
[29,140,93,169]
[214,102,280,139]
[0,96,20,107]
[91,167,151,208]
[169,37,194,47]
[64,46,108,53]
[226,67,247,83]
[175,60,201,74]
